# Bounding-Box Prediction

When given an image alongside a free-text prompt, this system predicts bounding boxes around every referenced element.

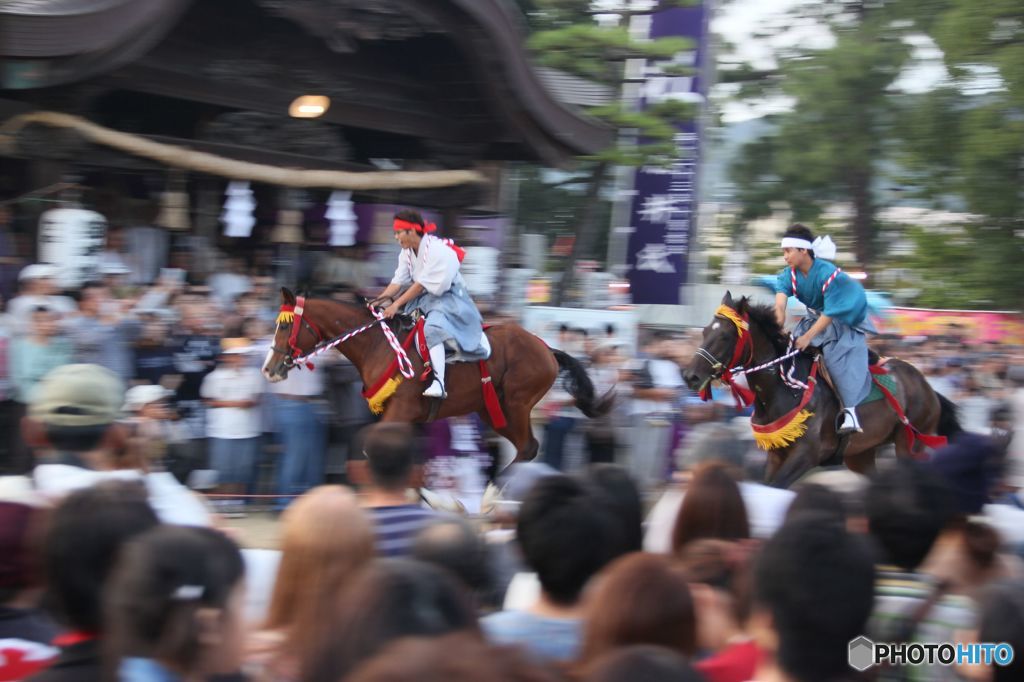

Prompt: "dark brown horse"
[261,288,607,464]
[682,292,960,487]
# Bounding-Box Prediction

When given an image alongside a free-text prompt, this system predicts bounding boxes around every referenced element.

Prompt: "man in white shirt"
[628,333,685,490]
[267,356,328,511]
[200,338,264,516]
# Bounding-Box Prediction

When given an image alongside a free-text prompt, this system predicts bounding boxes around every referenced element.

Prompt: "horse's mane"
[736,297,790,355]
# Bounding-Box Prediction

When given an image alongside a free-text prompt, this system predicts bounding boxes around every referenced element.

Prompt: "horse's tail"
[936,393,963,439]
[552,349,612,418]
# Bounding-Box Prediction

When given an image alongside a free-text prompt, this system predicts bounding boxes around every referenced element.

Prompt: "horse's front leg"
[765,439,819,489]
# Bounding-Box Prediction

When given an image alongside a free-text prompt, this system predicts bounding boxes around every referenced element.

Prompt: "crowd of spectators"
[1,216,1024,681]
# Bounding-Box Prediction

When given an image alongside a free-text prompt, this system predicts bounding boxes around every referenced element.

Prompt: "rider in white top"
[371,210,488,399]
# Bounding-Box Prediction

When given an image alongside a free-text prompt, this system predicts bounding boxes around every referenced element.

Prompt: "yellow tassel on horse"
[276,310,294,325]
[752,409,814,450]
[366,377,402,415]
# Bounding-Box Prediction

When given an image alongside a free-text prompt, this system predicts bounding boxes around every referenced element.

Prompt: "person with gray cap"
[25,363,211,526]
[643,423,795,552]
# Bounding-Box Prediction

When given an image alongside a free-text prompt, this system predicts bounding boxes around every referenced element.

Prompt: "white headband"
[780,235,837,260]
[781,237,813,250]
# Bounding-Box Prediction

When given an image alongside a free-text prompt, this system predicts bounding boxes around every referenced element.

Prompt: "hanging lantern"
[326,190,358,246]
[271,208,304,244]
[155,171,190,231]
[221,181,256,238]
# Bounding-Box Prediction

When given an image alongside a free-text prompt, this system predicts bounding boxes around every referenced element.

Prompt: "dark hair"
[346,633,560,682]
[302,559,480,682]
[43,423,111,453]
[43,481,159,631]
[785,483,847,526]
[866,459,956,571]
[676,539,753,625]
[671,461,750,553]
[978,579,1024,682]
[782,224,816,259]
[360,423,420,490]
[583,645,705,682]
[412,518,492,601]
[393,209,425,229]
[517,475,616,605]
[754,514,874,681]
[579,553,698,665]
[105,526,244,674]
[584,464,643,555]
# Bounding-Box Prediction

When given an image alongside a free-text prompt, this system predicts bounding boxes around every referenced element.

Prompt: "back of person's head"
[302,558,479,682]
[584,464,643,555]
[580,553,697,665]
[582,645,706,682]
[753,514,874,682]
[677,423,748,474]
[672,461,749,553]
[43,480,159,632]
[929,433,1005,516]
[785,483,846,526]
[676,538,753,627]
[28,364,125,455]
[799,469,869,526]
[105,525,245,678]
[265,486,375,641]
[346,633,559,682]
[517,475,616,605]
[411,517,491,600]
[866,459,956,570]
[977,579,1024,682]
[360,423,419,491]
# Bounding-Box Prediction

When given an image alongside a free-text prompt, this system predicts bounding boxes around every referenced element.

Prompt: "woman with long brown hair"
[577,553,697,669]
[245,485,375,681]
[671,461,750,554]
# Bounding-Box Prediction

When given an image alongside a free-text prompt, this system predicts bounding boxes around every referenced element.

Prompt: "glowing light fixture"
[289,95,330,118]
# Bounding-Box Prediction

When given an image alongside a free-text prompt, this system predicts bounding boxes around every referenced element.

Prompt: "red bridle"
[273,296,326,367]
[695,307,756,407]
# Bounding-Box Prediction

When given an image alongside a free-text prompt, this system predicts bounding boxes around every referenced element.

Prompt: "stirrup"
[423,380,447,399]
[837,409,863,435]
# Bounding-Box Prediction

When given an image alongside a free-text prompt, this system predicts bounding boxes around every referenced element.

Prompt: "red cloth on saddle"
[869,365,947,453]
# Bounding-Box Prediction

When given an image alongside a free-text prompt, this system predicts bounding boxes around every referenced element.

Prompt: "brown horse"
[261,288,607,464]
[682,292,961,487]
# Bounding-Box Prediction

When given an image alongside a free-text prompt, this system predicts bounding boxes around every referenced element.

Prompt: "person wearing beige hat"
[25,363,211,526]
[200,338,264,517]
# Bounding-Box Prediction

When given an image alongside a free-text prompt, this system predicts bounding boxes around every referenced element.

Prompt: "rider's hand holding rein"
[795,313,833,351]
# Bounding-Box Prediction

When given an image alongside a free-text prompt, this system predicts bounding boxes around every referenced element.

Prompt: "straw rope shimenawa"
[0,111,485,190]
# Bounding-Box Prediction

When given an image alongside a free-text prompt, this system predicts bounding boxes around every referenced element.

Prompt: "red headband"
[393,218,436,233]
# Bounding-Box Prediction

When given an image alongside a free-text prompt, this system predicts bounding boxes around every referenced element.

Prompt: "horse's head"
[262,287,319,382]
[683,291,749,392]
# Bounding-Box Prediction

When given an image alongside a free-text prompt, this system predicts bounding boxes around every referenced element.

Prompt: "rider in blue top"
[773,225,874,434]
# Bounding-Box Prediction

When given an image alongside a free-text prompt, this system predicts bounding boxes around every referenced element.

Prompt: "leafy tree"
[516,0,698,305]
[725,0,916,266]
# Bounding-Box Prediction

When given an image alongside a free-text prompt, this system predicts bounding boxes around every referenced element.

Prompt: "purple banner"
[625,4,709,305]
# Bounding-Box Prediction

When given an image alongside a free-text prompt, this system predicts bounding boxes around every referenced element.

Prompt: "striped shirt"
[369,505,437,557]
[867,565,978,682]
